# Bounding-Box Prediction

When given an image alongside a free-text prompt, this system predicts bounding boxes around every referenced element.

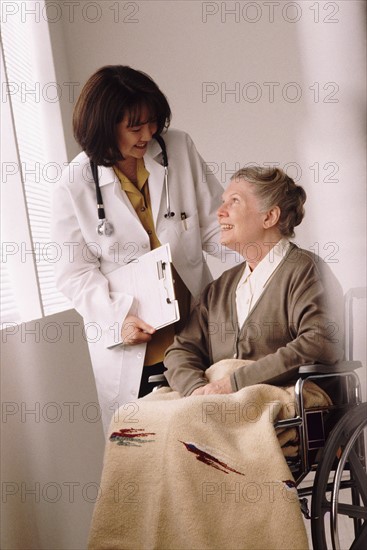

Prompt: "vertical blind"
[1,4,71,323]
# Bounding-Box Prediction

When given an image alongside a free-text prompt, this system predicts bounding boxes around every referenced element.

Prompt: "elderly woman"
[164,166,344,396]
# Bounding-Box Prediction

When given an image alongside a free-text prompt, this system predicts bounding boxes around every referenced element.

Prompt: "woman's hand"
[121,315,156,345]
[191,376,232,396]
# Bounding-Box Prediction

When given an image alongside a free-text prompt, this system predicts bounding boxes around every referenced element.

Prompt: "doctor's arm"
[52,180,150,349]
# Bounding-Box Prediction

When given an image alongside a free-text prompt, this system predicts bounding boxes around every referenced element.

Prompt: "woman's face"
[116,105,158,160]
[217,177,267,253]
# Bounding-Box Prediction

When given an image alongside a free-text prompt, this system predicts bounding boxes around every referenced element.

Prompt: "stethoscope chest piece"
[97,219,114,236]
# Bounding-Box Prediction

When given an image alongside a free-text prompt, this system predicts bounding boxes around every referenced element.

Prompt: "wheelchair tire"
[311,402,367,550]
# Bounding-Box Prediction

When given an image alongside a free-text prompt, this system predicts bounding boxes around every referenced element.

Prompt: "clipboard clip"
[157,260,173,304]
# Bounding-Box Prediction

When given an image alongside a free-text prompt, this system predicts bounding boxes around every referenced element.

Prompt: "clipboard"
[106,243,180,330]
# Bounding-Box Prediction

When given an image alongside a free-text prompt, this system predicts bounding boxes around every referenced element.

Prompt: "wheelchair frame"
[274,287,366,550]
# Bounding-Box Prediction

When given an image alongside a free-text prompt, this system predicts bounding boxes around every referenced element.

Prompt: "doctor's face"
[217,177,266,254]
[116,105,158,160]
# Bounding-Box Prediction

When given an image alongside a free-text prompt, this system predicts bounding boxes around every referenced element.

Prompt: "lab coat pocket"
[173,210,202,264]
[89,339,124,405]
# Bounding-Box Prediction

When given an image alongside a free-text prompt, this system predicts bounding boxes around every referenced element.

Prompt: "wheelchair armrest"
[298,360,362,375]
[148,374,169,385]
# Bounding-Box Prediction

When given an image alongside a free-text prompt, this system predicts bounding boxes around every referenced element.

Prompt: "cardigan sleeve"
[231,256,345,390]
[164,287,213,396]
[165,248,344,395]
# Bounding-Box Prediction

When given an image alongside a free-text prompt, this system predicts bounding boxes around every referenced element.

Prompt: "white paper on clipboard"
[106,243,180,330]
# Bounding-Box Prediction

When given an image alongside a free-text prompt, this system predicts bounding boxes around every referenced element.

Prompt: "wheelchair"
[150,287,366,550]
[274,287,366,550]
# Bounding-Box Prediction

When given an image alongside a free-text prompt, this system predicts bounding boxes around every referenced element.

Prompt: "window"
[1,0,71,324]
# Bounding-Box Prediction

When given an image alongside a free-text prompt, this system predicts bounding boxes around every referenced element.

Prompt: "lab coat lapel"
[145,143,165,226]
[98,165,117,187]
[97,148,166,228]
[99,165,146,231]
[98,165,133,211]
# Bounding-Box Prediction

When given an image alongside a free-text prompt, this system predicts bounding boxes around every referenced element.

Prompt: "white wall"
[1,1,366,549]
[52,0,366,290]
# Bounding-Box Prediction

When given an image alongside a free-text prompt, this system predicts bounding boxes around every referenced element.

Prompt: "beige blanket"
[88,360,331,550]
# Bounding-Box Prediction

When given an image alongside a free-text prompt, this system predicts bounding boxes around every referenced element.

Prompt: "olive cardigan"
[164,243,345,396]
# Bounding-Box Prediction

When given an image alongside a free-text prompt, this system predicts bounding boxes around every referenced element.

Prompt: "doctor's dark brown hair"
[232,166,307,238]
[73,65,171,166]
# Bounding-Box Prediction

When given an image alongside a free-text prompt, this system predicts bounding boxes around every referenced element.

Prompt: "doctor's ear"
[263,206,280,229]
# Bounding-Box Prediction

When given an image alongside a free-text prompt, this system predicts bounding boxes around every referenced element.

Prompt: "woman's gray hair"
[232,166,306,238]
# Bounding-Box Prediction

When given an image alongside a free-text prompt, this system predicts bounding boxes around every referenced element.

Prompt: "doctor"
[52,65,235,434]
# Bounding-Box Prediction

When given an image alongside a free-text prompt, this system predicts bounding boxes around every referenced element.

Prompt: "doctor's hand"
[121,315,156,345]
[191,376,233,396]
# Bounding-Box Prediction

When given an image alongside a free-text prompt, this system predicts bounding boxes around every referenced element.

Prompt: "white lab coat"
[52,129,236,432]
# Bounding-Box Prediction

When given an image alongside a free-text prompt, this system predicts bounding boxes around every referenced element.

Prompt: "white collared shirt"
[236,238,290,328]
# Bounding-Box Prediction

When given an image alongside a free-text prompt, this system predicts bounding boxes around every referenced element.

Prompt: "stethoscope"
[91,134,174,236]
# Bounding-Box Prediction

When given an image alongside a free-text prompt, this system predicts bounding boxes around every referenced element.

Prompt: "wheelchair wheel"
[311,402,367,550]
